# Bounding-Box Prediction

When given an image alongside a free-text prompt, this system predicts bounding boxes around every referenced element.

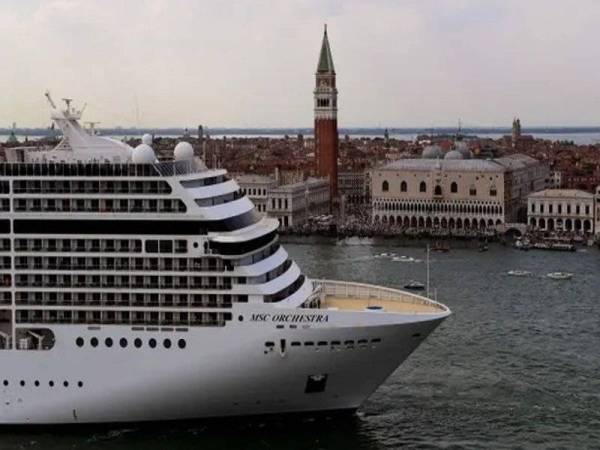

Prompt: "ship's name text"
[251,313,329,323]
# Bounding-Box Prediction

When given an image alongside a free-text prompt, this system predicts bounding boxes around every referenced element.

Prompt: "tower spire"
[317,24,335,74]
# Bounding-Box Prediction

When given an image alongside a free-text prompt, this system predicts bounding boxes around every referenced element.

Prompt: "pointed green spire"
[317,24,335,74]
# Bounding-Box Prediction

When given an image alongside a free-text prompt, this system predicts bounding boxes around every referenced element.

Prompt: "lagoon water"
[2,239,599,449]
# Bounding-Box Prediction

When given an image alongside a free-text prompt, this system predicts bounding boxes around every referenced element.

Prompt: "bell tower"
[314,24,339,200]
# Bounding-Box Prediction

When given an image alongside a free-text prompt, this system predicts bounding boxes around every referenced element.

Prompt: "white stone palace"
[370,150,548,231]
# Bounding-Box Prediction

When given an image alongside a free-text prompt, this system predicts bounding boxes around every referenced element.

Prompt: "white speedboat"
[547,272,573,280]
[507,270,532,277]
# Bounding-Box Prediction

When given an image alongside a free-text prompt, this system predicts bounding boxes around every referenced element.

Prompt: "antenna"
[426,244,430,298]
[62,98,72,108]
[84,121,101,135]
[44,91,57,109]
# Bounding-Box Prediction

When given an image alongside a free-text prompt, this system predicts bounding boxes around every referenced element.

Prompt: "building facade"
[338,171,367,205]
[370,153,548,231]
[267,178,330,230]
[235,174,277,215]
[314,25,339,200]
[528,189,595,234]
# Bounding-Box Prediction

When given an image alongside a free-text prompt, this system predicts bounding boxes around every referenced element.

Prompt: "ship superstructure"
[0,97,450,424]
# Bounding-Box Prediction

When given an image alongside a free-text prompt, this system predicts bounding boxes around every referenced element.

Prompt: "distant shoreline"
[3,126,600,137]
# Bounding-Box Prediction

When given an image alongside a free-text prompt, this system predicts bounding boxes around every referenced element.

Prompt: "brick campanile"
[314,25,339,200]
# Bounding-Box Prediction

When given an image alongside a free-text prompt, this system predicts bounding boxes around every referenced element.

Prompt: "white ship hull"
[0,303,446,424]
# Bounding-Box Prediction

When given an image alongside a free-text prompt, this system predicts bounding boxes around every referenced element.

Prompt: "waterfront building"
[338,171,367,205]
[235,174,277,215]
[370,151,548,231]
[267,178,330,229]
[314,25,339,200]
[528,189,595,234]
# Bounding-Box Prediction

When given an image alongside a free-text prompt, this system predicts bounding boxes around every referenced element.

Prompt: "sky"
[1,0,600,128]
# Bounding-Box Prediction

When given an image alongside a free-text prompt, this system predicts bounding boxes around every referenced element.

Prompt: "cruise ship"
[0,95,450,424]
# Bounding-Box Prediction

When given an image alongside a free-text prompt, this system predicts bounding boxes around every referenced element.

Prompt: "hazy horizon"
[2,1,600,128]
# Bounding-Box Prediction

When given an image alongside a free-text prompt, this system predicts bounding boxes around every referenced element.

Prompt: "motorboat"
[507,270,532,277]
[403,280,425,290]
[546,272,573,280]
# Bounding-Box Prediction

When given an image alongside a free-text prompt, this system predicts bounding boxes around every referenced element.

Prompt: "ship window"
[105,337,113,348]
[291,341,301,347]
[2,380,7,386]
[163,339,171,349]
[304,341,314,346]
[317,341,327,346]
[145,240,158,253]
[265,342,275,347]
[371,338,382,343]
[120,338,127,348]
[134,338,142,348]
[20,380,25,386]
[49,381,54,387]
[76,337,84,347]
[78,381,83,388]
[34,380,40,387]
[178,339,186,349]
[63,381,69,387]
[149,338,157,348]
[90,337,98,347]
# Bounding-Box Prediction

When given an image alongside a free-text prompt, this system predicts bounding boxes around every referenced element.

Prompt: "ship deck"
[310,279,448,314]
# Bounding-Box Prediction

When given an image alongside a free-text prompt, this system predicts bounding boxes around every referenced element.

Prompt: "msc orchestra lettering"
[251,313,330,323]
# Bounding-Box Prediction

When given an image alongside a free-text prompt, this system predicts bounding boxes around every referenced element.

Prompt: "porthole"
[77,381,83,388]
[90,337,98,347]
[76,337,84,347]
[178,339,186,349]
[105,337,113,347]
[163,339,172,349]
[149,338,157,348]
[238,315,243,322]
[120,338,127,348]
[2,380,7,386]
[63,381,69,387]
[134,338,142,348]
[34,380,40,387]
[193,242,199,248]
[49,381,54,387]
[20,380,25,387]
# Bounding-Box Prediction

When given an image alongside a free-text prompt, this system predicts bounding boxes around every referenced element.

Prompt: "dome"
[422,145,443,159]
[455,141,471,158]
[132,143,156,164]
[141,133,153,145]
[174,141,194,161]
[444,150,463,160]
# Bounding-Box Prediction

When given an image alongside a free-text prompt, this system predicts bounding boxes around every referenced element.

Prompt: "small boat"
[404,280,425,290]
[507,270,532,277]
[478,244,489,252]
[547,272,573,280]
[392,255,414,262]
[431,242,450,253]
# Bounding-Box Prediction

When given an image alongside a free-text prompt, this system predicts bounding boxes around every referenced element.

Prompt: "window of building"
[382,180,389,192]
[400,181,407,192]
[469,186,477,196]
[434,185,442,196]
[419,181,426,193]
[490,187,497,196]
[450,182,457,193]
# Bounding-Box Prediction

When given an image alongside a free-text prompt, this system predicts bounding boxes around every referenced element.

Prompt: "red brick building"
[314,25,339,200]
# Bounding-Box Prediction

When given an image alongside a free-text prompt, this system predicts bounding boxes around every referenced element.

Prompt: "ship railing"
[153,159,205,177]
[310,279,448,312]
